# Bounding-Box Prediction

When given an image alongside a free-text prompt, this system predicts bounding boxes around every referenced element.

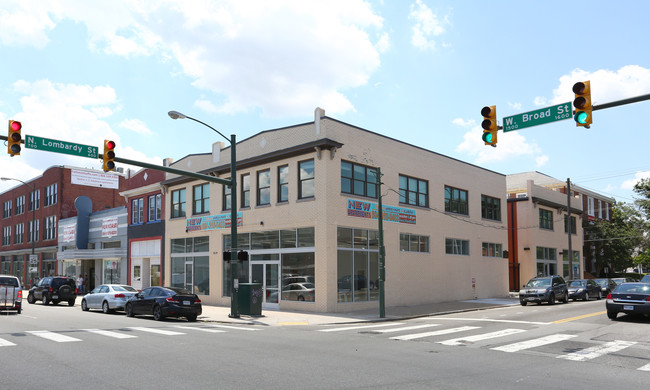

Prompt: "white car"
[81,284,138,313]
[0,275,22,314]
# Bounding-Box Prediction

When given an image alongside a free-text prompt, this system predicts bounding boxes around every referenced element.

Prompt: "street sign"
[29,254,37,264]
[25,135,99,159]
[503,102,572,132]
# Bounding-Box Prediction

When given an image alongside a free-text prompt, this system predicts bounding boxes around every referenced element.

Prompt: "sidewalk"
[198,296,520,326]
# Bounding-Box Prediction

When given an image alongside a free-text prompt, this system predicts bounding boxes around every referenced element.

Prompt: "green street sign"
[503,102,572,132]
[25,135,99,159]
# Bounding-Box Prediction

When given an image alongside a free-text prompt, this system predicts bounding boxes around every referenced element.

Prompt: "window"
[337,227,379,303]
[445,186,468,215]
[171,237,210,295]
[171,188,186,218]
[564,215,577,234]
[588,197,595,217]
[278,165,289,203]
[223,179,231,211]
[45,183,57,206]
[399,175,428,207]
[341,161,377,199]
[28,220,39,243]
[15,196,25,215]
[131,198,144,224]
[2,226,10,246]
[44,216,57,240]
[400,233,429,253]
[481,195,501,221]
[539,209,553,230]
[193,183,210,215]
[536,246,556,261]
[148,194,161,222]
[29,189,40,211]
[482,242,502,257]
[445,238,470,255]
[3,201,11,218]
[241,174,250,208]
[299,159,315,199]
[257,170,270,206]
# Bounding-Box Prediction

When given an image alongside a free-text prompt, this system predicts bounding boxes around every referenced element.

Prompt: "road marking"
[0,338,16,347]
[373,324,441,333]
[438,328,526,346]
[26,330,81,343]
[205,324,261,331]
[174,326,226,333]
[128,327,185,336]
[82,329,137,339]
[431,317,549,325]
[638,363,650,371]
[390,326,480,341]
[491,334,577,353]
[557,340,637,361]
[318,323,405,332]
[551,311,606,324]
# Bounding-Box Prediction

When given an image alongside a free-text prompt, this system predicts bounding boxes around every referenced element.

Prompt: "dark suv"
[519,275,569,306]
[27,276,77,306]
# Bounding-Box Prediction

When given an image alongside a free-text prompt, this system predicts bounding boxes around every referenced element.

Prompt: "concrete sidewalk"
[197,296,520,326]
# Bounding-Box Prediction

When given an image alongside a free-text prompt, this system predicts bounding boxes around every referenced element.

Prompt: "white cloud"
[0,1,56,48]
[119,118,152,135]
[452,118,474,128]
[507,102,522,110]
[621,171,650,190]
[409,0,451,51]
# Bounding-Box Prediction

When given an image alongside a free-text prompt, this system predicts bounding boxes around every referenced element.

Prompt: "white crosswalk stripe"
[638,363,650,372]
[438,328,527,346]
[390,326,480,341]
[491,334,577,353]
[557,340,637,361]
[204,324,262,331]
[318,323,405,333]
[127,327,185,336]
[82,329,138,339]
[373,324,441,333]
[26,330,81,343]
[174,325,227,333]
[0,337,16,347]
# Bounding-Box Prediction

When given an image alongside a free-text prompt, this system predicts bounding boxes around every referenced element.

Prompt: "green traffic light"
[482,132,494,144]
[574,111,588,124]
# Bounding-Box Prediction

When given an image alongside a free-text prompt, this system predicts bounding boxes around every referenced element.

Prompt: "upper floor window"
[132,198,144,224]
[3,201,11,218]
[341,161,377,199]
[14,223,24,244]
[171,188,186,219]
[564,215,577,234]
[257,170,271,206]
[241,174,250,208]
[15,195,25,215]
[278,165,289,203]
[536,246,556,261]
[445,238,470,255]
[28,220,39,243]
[193,183,210,215]
[399,175,427,207]
[44,216,57,240]
[299,159,315,199]
[445,186,468,215]
[400,233,429,253]
[539,209,553,230]
[223,181,232,211]
[587,197,595,216]
[148,194,161,222]
[45,183,57,206]
[2,226,10,246]
[29,189,40,211]
[482,242,502,257]
[481,195,501,221]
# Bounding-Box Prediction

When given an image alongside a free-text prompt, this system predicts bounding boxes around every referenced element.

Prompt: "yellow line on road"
[551,311,606,324]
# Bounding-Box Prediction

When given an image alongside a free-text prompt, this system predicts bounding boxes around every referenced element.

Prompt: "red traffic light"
[10,121,22,132]
[106,140,116,150]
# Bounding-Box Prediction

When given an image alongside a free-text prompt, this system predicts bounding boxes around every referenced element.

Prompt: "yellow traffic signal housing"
[103,140,116,172]
[7,120,22,156]
[573,80,592,127]
[481,105,497,146]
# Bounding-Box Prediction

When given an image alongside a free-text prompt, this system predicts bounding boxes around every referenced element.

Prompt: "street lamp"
[168,111,239,318]
[1,177,37,284]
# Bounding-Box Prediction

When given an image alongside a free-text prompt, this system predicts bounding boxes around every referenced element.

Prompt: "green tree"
[632,178,650,270]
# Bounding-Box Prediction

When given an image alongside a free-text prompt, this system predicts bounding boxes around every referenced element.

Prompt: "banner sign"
[347,199,416,224]
[63,225,76,242]
[102,216,119,238]
[186,212,243,232]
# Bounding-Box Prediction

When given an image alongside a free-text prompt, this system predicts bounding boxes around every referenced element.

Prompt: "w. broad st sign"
[503,102,572,132]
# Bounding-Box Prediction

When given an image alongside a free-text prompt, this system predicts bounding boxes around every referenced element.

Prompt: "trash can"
[238,283,263,316]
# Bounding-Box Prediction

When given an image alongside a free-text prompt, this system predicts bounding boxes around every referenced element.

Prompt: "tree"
[632,178,650,270]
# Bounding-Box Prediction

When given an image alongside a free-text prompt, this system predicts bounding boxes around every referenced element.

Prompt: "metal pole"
[229,134,239,318]
[567,178,574,279]
[376,168,385,318]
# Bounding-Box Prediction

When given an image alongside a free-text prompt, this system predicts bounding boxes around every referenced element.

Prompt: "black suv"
[27,276,77,306]
[519,275,569,306]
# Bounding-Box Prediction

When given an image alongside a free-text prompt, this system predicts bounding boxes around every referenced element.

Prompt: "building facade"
[0,166,125,287]
[161,108,509,313]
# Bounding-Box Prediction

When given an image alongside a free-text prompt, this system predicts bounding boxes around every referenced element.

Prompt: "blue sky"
[1,1,649,205]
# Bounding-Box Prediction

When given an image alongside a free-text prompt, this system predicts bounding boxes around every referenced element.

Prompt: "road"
[1,298,649,389]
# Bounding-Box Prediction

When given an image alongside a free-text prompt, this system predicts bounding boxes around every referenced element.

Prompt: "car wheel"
[583,292,589,301]
[102,301,112,314]
[186,314,197,322]
[17,307,21,314]
[561,291,569,304]
[81,299,89,311]
[125,303,134,317]
[597,291,602,300]
[520,301,527,306]
[27,293,35,304]
[52,300,60,305]
[42,294,50,305]
[607,310,617,320]
[153,305,164,321]
[548,293,555,305]
[67,299,75,307]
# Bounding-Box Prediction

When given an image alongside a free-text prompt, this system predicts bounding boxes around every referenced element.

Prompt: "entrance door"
[251,262,279,309]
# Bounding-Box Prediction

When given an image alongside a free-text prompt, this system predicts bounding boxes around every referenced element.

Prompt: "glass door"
[251,261,279,309]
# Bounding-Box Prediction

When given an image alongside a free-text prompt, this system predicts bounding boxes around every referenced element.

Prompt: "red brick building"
[0,166,125,287]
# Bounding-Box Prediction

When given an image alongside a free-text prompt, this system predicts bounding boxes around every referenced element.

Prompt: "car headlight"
[576,288,584,293]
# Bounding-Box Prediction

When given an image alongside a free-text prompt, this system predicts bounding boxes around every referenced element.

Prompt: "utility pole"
[567,178,574,279]
[376,167,385,318]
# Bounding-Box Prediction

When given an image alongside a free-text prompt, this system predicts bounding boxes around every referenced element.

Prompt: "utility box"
[238,283,263,316]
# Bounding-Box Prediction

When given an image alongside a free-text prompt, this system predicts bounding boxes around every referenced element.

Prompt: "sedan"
[594,278,617,296]
[282,282,315,302]
[567,279,602,301]
[81,284,138,313]
[606,282,650,320]
[125,286,202,322]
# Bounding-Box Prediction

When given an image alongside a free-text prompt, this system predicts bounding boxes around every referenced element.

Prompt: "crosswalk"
[318,321,650,371]
[0,324,260,346]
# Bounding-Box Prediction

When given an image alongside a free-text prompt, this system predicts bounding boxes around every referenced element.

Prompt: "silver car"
[81,284,138,313]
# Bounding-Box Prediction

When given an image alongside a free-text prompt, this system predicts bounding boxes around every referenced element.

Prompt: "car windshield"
[0,277,19,287]
[594,279,609,286]
[568,281,585,287]
[525,278,551,287]
[641,275,650,283]
[614,283,650,293]
[114,285,137,292]
[302,283,315,289]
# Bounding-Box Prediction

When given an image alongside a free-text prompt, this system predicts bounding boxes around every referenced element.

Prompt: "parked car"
[0,275,22,314]
[125,286,202,322]
[613,277,638,285]
[337,275,374,291]
[282,282,315,301]
[606,282,650,320]
[519,275,569,306]
[567,279,602,301]
[640,275,650,283]
[27,276,77,306]
[282,275,315,286]
[594,278,617,296]
[81,284,138,313]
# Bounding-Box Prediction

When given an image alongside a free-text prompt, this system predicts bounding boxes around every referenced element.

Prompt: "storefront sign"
[347,199,416,224]
[186,212,243,232]
[102,216,119,238]
[63,225,76,242]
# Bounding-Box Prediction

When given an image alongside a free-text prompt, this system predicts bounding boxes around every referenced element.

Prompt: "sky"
[1,0,649,205]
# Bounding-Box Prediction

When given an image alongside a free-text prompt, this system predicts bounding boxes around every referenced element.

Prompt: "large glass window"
[278,165,289,203]
[281,253,315,302]
[445,186,468,215]
[171,189,186,218]
[193,183,210,215]
[445,238,469,255]
[257,169,271,206]
[341,161,377,199]
[241,174,250,208]
[539,209,553,230]
[337,227,379,303]
[299,159,315,199]
[170,237,209,295]
[399,175,428,207]
[481,195,501,221]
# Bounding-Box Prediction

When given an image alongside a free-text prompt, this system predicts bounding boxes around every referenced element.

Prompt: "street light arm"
[167,111,230,143]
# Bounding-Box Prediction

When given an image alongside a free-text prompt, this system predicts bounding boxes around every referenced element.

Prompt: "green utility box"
[238,283,263,316]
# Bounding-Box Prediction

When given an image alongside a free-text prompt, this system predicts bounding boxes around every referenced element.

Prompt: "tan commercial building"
[163,108,509,313]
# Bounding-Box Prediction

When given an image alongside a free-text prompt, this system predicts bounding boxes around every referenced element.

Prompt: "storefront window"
[171,257,184,288]
[150,264,160,286]
[103,260,121,284]
[281,252,315,302]
[194,256,209,295]
[337,227,379,303]
[170,236,209,293]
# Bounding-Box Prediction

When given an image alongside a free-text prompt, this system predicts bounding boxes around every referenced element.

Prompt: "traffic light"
[7,120,22,156]
[481,105,497,147]
[573,80,592,127]
[103,140,116,172]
